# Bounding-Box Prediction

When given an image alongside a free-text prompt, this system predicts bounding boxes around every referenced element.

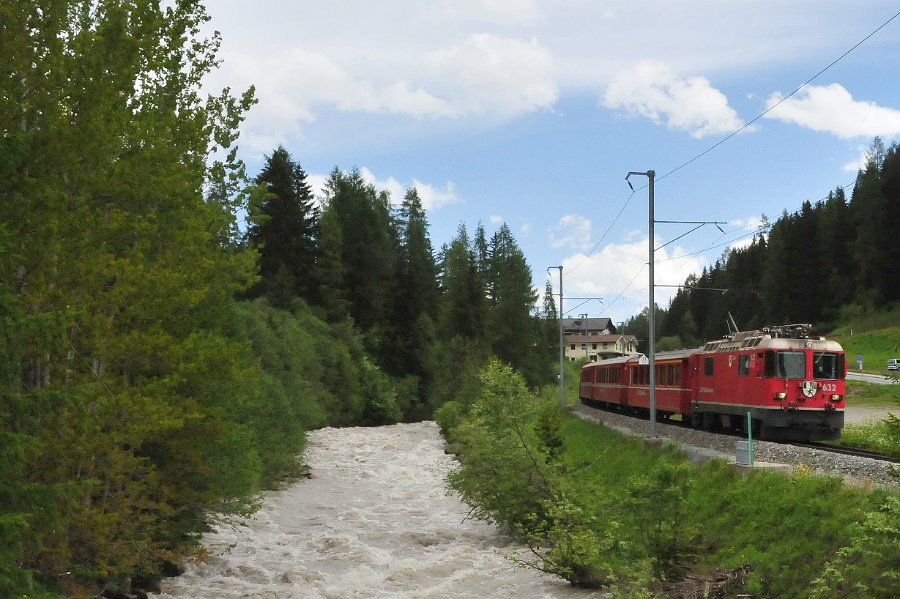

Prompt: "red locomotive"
[579,324,846,441]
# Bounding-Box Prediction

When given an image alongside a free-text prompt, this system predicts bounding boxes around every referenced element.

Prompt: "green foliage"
[485,225,542,385]
[425,335,489,412]
[623,462,696,580]
[810,494,900,599]
[447,361,652,592]
[360,357,401,426]
[444,399,896,596]
[447,359,558,531]
[654,335,684,352]
[517,494,639,590]
[830,321,900,375]
[0,0,270,593]
[835,414,900,459]
[245,145,319,308]
[433,400,464,439]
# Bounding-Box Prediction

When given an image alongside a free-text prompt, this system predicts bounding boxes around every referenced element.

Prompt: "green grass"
[845,380,900,408]
[557,411,895,598]
[826,304,900,375]
[835,381,900,457]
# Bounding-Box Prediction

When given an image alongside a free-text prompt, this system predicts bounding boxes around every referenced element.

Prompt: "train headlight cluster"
[774,392,787,401]
[830,394,842,402]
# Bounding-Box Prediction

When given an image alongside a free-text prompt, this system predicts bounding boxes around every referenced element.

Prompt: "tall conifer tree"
[486,224,540,383]
[246,146,319,308]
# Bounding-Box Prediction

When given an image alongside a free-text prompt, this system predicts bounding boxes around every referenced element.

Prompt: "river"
[159,421,604,598]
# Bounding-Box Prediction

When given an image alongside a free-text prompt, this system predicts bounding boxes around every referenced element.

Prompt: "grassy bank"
[828,305,900,375]
[558,413,896,597]
[441,360,900,598]
[835,381,900,457]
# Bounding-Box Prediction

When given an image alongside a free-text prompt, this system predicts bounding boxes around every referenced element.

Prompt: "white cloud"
[602,61,745,138]
[424,33,558,117]
[339,80,458,118]
[842,144,871,173]
[307,173,330,205]
[489,215,504,225]
[412,179,461,211]
[215,30,558,149]
[549,214,592,251]
[307,167,460,212]
[359,167,406,204]
[435,0,541,25]
[764,84,900,139]
[560,236,706,321]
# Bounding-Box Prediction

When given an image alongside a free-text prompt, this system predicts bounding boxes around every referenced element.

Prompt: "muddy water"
[159,421,603,598]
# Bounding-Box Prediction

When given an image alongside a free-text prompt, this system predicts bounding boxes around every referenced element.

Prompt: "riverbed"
[159,421,603,598]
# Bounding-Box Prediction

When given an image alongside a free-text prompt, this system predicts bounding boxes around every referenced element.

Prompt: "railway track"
[788,441,900,464]
[577,400,900,465]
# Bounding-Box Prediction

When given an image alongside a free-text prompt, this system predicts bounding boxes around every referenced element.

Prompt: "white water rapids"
[159,421,604,598]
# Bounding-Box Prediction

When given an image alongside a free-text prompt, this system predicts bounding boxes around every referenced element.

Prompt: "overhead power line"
[657,8,900,184]
[589,9,898,313]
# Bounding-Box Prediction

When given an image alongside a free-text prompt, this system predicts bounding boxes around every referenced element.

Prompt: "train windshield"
[813,352,843,380]
[776,351,806,379]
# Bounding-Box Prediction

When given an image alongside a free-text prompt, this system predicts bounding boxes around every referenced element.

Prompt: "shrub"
[810,494,900,598]
[360,358,401,426]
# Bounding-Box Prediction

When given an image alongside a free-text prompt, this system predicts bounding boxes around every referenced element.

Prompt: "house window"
[592,343,597,350]
[570,344,576,350]
[603,342,608,349]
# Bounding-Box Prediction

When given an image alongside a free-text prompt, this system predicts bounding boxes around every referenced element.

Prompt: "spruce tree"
[318,169,396,340]
[486,224,540,384]
[246,146,319,308]
[385,189,439,382]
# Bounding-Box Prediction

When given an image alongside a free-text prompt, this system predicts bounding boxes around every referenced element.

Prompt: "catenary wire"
[559,9,898,313]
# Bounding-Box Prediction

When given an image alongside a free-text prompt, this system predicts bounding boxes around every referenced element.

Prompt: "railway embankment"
[570,403,898,488]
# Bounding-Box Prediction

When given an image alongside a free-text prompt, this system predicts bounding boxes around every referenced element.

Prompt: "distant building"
[561,317,637,362]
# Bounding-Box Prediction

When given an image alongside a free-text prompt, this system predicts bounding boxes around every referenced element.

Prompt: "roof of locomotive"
[699,324,844,354]
[580,324,844,370]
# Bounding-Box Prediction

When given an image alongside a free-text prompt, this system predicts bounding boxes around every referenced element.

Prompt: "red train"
[579,324,846,441]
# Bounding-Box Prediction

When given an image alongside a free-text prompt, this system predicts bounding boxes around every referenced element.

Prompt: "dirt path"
[844,405,899,425]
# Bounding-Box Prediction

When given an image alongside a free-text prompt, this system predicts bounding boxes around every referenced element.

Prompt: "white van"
[888,358,900,371]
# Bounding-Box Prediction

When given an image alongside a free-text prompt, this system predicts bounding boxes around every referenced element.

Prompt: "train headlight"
[774,392,786,401]
[830,394,842,402]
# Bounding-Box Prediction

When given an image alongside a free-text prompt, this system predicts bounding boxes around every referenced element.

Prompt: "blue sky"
[203,1,900,324]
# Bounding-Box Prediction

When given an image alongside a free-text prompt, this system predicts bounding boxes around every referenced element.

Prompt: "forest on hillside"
[623,138,900,353]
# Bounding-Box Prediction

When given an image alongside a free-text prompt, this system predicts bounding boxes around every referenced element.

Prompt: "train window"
[674,366,681,386]
[776,351,806,379]
[704,357,714,376]
[738,355,750,376]
[764,351,776,377]
[813,352,841,380]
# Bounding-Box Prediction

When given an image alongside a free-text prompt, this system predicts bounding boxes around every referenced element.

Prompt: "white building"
[561,317,638,362]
